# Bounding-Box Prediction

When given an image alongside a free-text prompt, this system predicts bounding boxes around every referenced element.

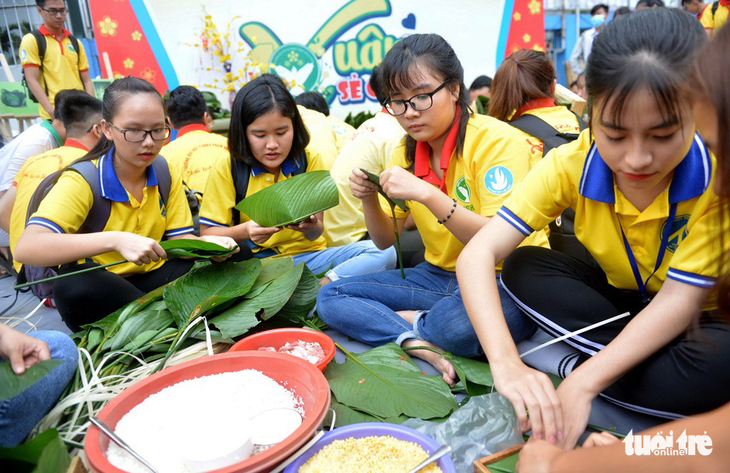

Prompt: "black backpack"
[229,152,308,225]
[22,29,82,104]
[17,157,175,300]
[509,113,596,266]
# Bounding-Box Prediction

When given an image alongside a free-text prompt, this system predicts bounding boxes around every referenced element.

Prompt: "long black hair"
[228,74,310,166]
[75,76,165,164]
[378,34,470,166]
[586,8,706,128]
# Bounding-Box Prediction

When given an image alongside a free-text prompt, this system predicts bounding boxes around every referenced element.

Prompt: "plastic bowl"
[84,351,331,473]
[283,422,457,472]
[229,328,336,372]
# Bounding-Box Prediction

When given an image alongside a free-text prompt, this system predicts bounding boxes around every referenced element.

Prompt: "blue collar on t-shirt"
[98,147,159,202]
[578,132,712,204]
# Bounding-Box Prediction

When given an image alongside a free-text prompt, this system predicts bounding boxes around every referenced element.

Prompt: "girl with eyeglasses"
[458,9,729,450]
[199,74,396,285]
[316,33,547,384]
[15,77,238,331]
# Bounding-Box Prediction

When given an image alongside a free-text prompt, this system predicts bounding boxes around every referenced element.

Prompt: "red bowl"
[229,328,336,372]
[84,351,330,473]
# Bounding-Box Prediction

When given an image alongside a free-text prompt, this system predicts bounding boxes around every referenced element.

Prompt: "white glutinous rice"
[105,369,301,473]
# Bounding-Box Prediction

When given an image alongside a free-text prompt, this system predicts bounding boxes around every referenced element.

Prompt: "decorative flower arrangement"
[187,7,263,107]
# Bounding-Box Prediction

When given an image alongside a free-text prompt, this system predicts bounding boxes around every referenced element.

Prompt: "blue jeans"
[316,261,536,357]
[0,330,78,447]
[292,240,397,280]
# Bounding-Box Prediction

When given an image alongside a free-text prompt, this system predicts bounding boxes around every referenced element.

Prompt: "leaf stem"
[390,203,405,279]
[402,345,446,356]
[13,259,127,290]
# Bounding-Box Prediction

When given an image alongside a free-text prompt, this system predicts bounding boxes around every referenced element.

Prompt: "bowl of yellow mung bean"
[283,422,456,472]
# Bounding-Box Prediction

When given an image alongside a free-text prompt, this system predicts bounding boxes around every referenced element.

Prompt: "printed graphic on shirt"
[159,197,167,217]
[68,42,77,53]
[664,214,690,253]
[485,165,514,195]
[20,49,27,61]
[455,176,471,203]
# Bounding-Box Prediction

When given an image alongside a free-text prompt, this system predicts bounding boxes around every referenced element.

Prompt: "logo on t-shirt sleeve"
[485,165,514,195]
[20,49,27,61]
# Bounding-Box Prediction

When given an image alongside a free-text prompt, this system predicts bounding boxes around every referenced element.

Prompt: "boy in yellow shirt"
[161,86,229,200]
[1,91,101,271]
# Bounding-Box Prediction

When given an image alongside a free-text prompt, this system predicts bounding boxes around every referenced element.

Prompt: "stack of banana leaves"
[36,251,322,449]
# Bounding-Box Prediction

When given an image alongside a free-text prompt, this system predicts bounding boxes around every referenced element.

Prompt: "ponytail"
[489,49,555,122]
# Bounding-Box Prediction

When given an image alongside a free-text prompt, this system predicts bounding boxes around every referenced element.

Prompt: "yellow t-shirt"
[27,151,194,275]
[383,114,549,272]
[297,105,338,170]
[325,115,356,152]
[199,147,328,256]
[19,26,90,120]
[499,130,720,299]
[325,112,405,246]
[10,141,88,271]
[517,105,582,165]
[160,124,229,201]
[701,1,729,31]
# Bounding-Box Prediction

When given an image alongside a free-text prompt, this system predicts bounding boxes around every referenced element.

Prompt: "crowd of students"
[0,7,728,470]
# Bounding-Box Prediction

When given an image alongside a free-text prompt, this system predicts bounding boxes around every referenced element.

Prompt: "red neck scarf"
[512,97,556,120]
[414,106,461,193]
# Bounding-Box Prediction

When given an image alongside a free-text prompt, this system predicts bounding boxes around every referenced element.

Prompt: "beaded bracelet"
[437,198,458,225]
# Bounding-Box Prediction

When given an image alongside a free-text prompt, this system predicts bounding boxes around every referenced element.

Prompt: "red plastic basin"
[84,351,331,473]
[229,328,336,372]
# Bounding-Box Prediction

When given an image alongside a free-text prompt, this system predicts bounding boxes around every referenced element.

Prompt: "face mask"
[591,14,606,27]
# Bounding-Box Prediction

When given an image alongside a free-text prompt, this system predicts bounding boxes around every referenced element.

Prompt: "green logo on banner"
[270,44,321,91]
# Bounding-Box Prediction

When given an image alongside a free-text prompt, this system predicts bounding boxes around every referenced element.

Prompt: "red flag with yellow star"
[504,0,546,57]
[89,0,171,93]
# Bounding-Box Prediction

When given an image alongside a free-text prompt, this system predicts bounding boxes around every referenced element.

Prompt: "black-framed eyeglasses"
[108,123,171,142]
[383,81,449,116]
[41,7,68,16]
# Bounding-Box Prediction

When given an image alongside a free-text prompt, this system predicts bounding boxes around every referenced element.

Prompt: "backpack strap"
[151,156,171,206]
[509,113,584,156]
[24,160,109,234]
[30,29,49,98]
[230,158,251,226]
[69,161,111,234]
[712,1,720,16]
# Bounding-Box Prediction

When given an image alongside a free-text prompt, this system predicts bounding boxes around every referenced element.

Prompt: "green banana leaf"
[277,263,320,323]
[235,170,339,227]
[85,327,104,353]
[105,306,174,352]
[211,263,304,339]
[326,343,458,420]
[359,168,408,212]
[485,452,518,473]
[15,241,236,292]
[160,239,238,258]
[444,353,493,396]
[0,360,63,402]
[163,259,262,327]
[78,285,167,338]
[0,429,71,472]
[330,392,409,427]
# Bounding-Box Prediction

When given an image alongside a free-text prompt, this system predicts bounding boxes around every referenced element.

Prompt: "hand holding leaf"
[244,220,281,244]
[358,168,408,212]
[359,168,408,278]
[110,232,166,265]
[0,324,51,374]
[349,168,381,201]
